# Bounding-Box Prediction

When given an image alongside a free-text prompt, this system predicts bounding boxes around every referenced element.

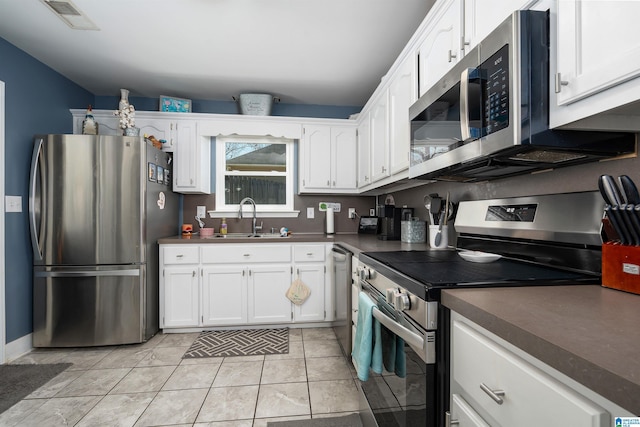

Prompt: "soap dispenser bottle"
[220,218,227,235]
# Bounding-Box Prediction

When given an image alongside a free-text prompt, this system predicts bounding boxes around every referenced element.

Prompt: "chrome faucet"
[238,197,262,235]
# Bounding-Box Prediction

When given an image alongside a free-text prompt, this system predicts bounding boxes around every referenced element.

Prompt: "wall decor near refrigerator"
[29,135,178,347]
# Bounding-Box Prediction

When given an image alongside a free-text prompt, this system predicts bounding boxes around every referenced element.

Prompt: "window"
[215,135,295,213]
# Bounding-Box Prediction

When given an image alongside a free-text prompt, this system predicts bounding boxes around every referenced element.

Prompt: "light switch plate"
[307,207,314,219]
[6,195,22,213]
[196,205,206,218]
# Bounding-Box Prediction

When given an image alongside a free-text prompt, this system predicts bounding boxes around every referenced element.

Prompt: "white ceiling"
[0,0,433,107]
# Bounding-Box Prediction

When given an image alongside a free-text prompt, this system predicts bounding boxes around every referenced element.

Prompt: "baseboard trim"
[6,333,33,363]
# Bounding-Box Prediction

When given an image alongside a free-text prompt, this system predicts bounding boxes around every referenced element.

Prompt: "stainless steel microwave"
[409,10,635,182]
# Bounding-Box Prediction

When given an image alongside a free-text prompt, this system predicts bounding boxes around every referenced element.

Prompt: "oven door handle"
[372,306,425,353]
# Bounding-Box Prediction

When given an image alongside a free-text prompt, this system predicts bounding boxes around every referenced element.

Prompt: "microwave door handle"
[460,68,473,141]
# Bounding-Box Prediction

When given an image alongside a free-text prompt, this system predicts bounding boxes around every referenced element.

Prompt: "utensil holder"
[602,242,640,295]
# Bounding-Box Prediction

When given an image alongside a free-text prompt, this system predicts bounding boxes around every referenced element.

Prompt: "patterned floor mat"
[183,328,289,358]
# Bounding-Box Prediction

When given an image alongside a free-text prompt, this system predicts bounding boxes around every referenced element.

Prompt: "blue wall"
[1,36,362,345]
[0,37,94,343]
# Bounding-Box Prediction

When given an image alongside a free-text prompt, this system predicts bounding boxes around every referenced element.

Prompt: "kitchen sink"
[203,233,290,239]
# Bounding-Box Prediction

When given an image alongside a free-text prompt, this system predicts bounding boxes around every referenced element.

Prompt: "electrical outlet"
[196,205,206,218]
[348,208,356,219]
[369,208,375,216]
[5,195,22,213]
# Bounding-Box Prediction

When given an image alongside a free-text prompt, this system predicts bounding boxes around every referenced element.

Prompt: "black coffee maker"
[377,204,402,240]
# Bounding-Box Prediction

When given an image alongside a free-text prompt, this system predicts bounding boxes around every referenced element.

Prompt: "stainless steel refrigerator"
[29,134,179,347]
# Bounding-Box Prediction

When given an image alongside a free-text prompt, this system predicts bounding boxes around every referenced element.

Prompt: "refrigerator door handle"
[34,269,141,278]
[29,137,44,261]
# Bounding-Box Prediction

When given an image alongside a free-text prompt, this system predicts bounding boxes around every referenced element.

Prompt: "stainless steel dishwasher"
[331,245,352,358]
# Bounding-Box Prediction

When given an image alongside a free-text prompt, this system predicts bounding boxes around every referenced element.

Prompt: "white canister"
[326,207,335,235]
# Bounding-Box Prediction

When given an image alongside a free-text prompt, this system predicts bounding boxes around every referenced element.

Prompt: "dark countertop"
[158,233,431,255]
[442,285,640,415]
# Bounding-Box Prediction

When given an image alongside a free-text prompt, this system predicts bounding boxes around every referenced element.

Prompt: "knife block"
[601,242,640,295]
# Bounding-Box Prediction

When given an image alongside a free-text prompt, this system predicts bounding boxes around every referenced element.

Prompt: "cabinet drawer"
[452,320,609,427]
[202,244,291,264]
[293,245,326,262]
[162,246,200,264]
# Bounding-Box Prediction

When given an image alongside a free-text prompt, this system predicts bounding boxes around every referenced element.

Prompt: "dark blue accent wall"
[0,37,94,343]
[0,36,363,346]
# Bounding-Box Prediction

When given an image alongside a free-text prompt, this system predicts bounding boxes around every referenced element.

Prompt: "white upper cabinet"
[135,118,174,152]
[388,53,417,175]
[417,0,462,97]
[552,0,640,128]
[370,94,390,183]
[299,123,358,193]
[173,120,211,194]
[462,0,534,54]
[357,112,372,189]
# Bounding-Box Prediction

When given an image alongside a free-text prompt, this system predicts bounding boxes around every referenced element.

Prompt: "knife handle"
[601,175,624,206]
[619,175,640,205]
[622,204,640,246]
[608,205,631,245]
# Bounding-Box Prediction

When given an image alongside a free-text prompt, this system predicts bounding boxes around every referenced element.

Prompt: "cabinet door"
[201,266,247,326]
[136,119,174,152]
[301,125,332,190]
[417,0,462,96]
[388,54,417,175]
[293,264,325,322]
[450,394,490,427]
[162,266,199,328]
[248,265,292,324]
[370,94,390,183]
[331,126,357,190]
[173,120,205,193]
[462,0,532,53]
[556,1,640,106]
[452,320,610,427]
[357,113,372,188]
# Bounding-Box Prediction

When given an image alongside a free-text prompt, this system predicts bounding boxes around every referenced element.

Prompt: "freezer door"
[30,135,144,266]
[33,266,144,347]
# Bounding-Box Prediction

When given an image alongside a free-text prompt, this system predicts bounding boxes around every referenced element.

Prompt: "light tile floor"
[1,327,364,427]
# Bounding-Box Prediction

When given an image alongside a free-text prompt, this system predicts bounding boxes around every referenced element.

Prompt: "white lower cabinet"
[293,264,325,322]
[160,243,332,330]
[450,313,610,427]
[248,265,293,324]
[201,266,247,326]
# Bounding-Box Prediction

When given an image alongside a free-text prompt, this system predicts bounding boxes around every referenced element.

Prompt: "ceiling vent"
[40,0,99,30]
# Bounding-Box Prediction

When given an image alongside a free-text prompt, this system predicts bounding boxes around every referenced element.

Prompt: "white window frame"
[215,135,295,215]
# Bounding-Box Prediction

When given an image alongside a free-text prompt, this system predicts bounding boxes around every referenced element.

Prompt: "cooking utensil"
[619,175,640,204]
[424,195,435,225]
[434,192,452,246]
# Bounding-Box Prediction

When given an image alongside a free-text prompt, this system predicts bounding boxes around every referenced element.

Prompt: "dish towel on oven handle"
[380,323,406,378]
[352,292,383,381]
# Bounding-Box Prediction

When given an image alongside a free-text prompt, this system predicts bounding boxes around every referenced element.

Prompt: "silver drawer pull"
[306,252,314,256]
[176,254,183,258]
[243,254,250,257]
[480,383,505,405]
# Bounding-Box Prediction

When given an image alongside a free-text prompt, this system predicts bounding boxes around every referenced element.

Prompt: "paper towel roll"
[326,207,335,234]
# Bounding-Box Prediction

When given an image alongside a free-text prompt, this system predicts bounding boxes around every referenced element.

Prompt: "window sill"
[208,210,300,219]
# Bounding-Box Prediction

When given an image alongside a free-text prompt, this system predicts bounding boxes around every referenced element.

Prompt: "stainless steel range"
[355,191,605,427]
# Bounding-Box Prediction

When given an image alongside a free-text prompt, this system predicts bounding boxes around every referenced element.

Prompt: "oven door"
[359,283,437,427]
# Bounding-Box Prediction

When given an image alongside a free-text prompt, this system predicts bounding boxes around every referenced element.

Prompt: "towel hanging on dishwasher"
[286,277,310,305]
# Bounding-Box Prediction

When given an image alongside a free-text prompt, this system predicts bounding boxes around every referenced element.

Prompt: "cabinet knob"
[448,49,457,63]
[480,382,505,405]
[555,72,569,93]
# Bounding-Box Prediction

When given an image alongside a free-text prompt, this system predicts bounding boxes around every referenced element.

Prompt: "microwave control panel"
[482,44,510,135]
